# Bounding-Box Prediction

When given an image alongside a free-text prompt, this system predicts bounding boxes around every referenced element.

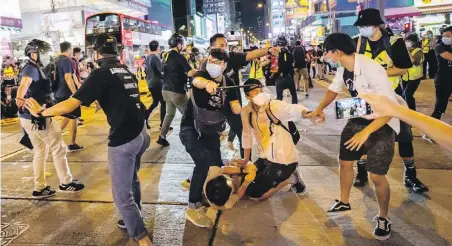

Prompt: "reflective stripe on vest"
[249,60,264,79]
[362,37,401,90]
[422,39,431,54]
[402,48,424,81]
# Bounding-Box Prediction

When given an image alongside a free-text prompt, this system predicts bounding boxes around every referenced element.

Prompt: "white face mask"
[443,37,452,46]
[358,26,376,38]
[252,92,271,107]
[405,41,413,48]
[206,63,224,78]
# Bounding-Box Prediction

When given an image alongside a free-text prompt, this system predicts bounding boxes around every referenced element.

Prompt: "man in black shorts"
[307,33,400,240]
[54,41,84,152]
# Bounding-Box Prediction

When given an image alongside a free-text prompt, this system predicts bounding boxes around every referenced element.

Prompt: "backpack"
[277,48,294,74]
[248,100,300,145]
[43,57,59,92]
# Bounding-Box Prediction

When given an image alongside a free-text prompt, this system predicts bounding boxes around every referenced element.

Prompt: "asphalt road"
[1,78,452,246]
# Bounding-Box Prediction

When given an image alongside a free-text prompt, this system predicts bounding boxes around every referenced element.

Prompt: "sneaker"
[291,182,307,196]
[353,171,368,188]
[117,219,127,229]
[156,136,170,147]
[422,134,435,143]
[373,216,392,240]
[180,179,191,191]
[405,177,429,193]
[59,181,85,193]
[305,93,309,97]
[32,186,56,199]
[327,199,351,212]
[67,144,84,152]
[185,207,213,228]
[227,141,236,151]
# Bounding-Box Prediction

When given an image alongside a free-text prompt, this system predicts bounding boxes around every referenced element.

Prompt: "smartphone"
[335,97,372,120]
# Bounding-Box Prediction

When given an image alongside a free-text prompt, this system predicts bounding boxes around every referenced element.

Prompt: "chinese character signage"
[414,0,452,6]
[285,0,310,19]
[0,17,22,29]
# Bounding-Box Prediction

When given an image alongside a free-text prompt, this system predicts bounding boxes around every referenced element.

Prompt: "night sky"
[241,0,265,38]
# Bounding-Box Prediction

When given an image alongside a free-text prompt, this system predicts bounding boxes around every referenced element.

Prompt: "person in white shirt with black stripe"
[237,78,310,200]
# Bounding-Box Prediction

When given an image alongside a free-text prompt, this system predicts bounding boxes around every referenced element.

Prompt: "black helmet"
[93,33,118,55]
[168,33,185,48]
[277,36,288,46]
[24,43,39,56]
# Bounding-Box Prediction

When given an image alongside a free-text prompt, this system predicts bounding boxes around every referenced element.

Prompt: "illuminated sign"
[41,11,83,33]
[285,0,310,19]
[414,0,452,6]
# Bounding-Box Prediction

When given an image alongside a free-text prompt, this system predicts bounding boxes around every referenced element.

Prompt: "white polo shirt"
[328,54,400,134]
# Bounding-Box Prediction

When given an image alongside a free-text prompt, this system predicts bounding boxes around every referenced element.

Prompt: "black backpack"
[249,100,300,145]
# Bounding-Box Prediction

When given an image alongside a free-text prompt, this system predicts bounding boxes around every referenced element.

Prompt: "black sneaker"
[353,171,368,188]
[32,186,56,199]
[373,216,392,240]
[67,144,84,152]
[156,136,170,147]
[405,177,429,193]
[59,181,85,193]
[291,171,308,196]
[422,134,435,143]
[327,199,351,212]
[117,220,126,229]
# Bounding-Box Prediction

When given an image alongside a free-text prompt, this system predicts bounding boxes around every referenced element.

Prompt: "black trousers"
[395,86,415,158]
[145,86,166,126]
[276,76,298,104]
[422,50,437,79]
[402,79,421,111]
[225,111,245,158]
[432,77,452,120]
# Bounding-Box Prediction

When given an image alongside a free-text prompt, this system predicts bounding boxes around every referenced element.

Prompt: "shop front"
[414,0,452,36]
[0,0,22,62]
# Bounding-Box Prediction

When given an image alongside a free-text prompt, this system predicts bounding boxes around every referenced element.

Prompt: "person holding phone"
[306,33,400,241]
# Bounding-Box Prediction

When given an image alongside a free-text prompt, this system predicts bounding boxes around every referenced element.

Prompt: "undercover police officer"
[353,8,428,193]
[25,34,153,246]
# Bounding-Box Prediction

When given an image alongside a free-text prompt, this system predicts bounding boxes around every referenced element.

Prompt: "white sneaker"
[185,207,213,228]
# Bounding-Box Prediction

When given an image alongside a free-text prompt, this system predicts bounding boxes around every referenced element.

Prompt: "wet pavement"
[1,78,452,246]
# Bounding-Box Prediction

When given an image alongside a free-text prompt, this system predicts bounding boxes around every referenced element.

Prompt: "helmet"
[168,33,185,48]
[276,36,288,46]
[24,43,39,56]
[93,33,118,55]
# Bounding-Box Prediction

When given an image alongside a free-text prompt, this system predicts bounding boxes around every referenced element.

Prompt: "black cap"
[277,36,288,46]
[168,33,185,48]
[243,78,263,94]
[149,40,159,51]
[93,34,118,55]
[354,8,385,27]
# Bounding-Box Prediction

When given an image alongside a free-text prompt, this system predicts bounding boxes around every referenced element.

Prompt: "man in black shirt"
[354,8,427,193]
[430,26,452,122]
[157,33,197,147]
[54,42,84,152]
[25,34,153,246]
[293,40,309,96]
[180,49,241,228]
[273,35,298,103]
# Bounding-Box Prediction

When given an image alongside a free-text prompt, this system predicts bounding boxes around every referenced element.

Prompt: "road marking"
[1,222,30,246]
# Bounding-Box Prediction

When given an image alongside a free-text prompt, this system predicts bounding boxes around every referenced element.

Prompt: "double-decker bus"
[85,12,172,72]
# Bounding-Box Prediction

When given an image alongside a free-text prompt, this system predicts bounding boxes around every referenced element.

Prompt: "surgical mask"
[359,26,376,38]
[252,92,271,107]
[206,63,224,78]
[442,37,452,46]
[325,58,341,69]
[428,34,433,39]
[405,41,413,48]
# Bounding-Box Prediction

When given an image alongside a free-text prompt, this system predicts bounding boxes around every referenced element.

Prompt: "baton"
[208,210,223,246]
[217,84,262,90]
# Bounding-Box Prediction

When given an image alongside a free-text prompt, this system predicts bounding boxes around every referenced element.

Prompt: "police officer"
[16,40,85,198]
[273,36,298,103]
[24,34,153,246]
[353,8,428,193]
[402,34,424,111]
[421,30,437,79]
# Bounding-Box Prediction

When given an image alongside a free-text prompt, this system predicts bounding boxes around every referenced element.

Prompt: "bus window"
[86,14,120,34]
[150,24,156,34]
[123,17,130,30]
[138,21,146,32]
[145,23,152,34]
[130,20,139,32]
[156,25,162,35]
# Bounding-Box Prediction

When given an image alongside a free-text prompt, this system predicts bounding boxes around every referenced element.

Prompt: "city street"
[2,78,452,246]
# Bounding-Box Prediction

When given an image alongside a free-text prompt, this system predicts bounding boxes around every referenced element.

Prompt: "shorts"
[246,158,297,198]
[339,118,395,175]
[56,97,81,119]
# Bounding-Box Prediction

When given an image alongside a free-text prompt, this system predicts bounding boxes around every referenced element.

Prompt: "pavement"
[1,78,452,246]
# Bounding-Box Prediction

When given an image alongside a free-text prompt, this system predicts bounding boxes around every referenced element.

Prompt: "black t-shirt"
[367,38,412,69]
[314,50,324,64]
[162,50,192,94]
[293,46,307,68]
[343,69,358,97]
[181,71,239,127]
[278,48,295,74]
[72,58,145,147]
[434,43,452,78]
[55,55,74,99]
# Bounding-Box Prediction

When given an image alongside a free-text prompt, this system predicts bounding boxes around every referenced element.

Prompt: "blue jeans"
[108,126,150,241]
[179,126,223,208]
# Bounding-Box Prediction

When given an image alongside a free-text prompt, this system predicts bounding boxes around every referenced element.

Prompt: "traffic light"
[404,23,411,32]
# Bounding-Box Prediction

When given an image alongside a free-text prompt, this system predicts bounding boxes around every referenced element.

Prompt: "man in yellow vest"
[421,30,437,79]
[353,8,428,193]
[248,46,266,83]
[402,34,424,111]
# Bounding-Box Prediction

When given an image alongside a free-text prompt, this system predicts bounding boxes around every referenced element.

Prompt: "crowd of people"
[4,7,452,245]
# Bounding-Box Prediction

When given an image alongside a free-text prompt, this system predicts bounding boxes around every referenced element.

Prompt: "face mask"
[206,63,224,78]
[405,41,413,48]
[359,26,376,38]
[325,58,341,69]
[442,37,452,46]
[252,92,271,107]
[428,34,433,39]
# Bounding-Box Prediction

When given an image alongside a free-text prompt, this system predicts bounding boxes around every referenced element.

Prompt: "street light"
[257,3,263,8]
[266,23,269,26]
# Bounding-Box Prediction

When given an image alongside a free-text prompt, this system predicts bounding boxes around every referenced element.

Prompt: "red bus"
[85,12,172,72]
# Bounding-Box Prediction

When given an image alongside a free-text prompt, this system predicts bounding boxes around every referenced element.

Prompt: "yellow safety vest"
[3,66,14,78]
[422,38,431,54]
[249,60,264,79]
[402,48,424,81]
[360,36,401,90]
